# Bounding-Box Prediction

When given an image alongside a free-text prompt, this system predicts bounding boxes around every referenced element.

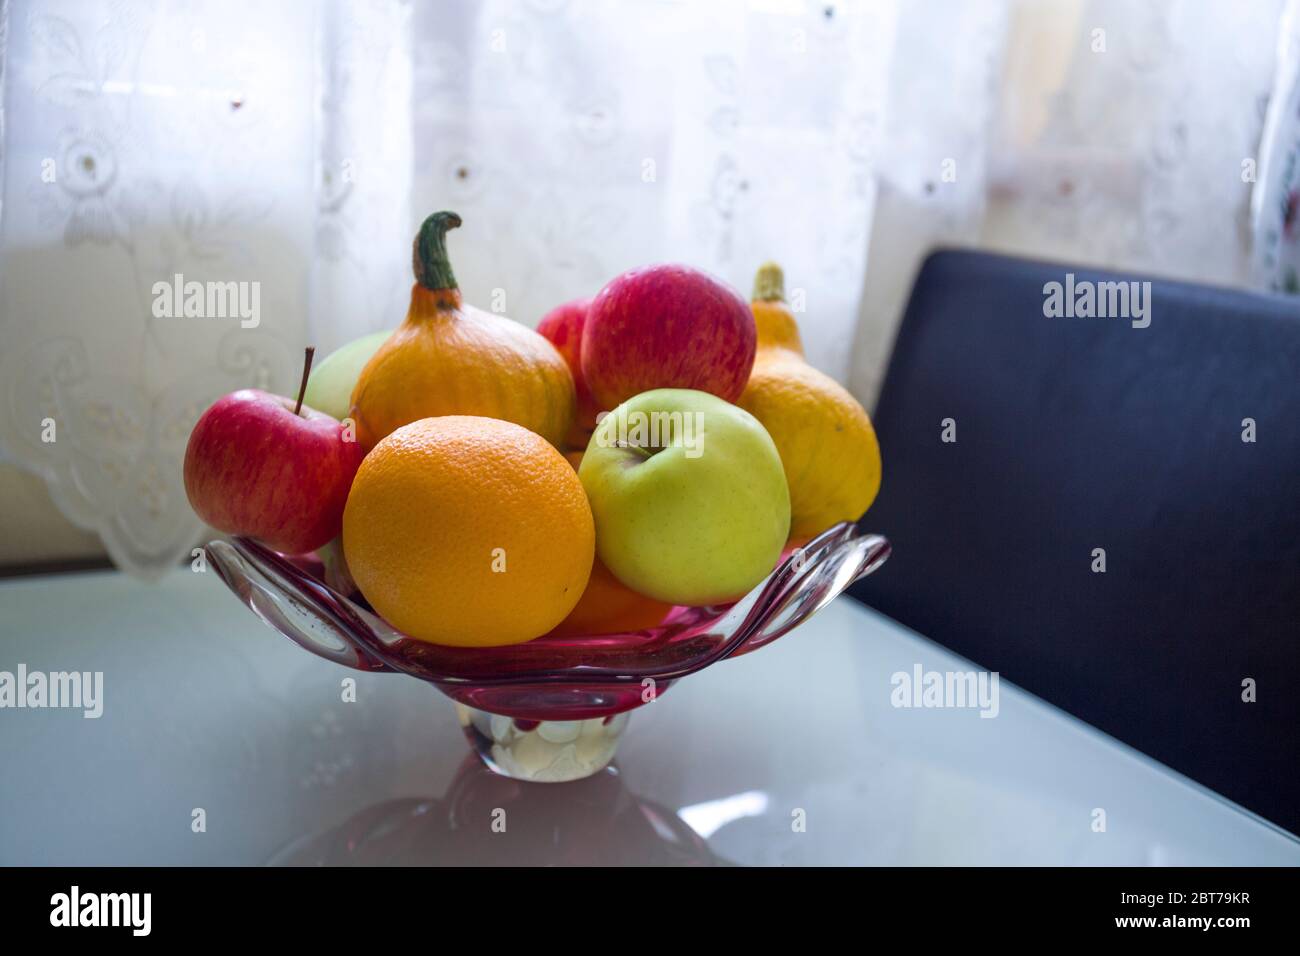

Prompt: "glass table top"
[1,567,1296,865]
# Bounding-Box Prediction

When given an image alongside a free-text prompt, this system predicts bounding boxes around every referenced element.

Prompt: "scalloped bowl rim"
[206,521,890,688]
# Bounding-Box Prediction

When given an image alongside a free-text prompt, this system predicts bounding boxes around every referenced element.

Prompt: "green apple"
[578,388,791,605]
[302,330,392,421]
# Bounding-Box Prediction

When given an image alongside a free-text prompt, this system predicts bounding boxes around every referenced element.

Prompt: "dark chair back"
[851,250,1300,834]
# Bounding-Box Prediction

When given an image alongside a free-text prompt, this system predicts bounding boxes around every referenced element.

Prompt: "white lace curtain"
[0,0,1290,576]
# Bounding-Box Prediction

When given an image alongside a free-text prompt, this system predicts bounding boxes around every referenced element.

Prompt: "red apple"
[537,296,599,437]
[184,389,363,554]
[580,264,756,411]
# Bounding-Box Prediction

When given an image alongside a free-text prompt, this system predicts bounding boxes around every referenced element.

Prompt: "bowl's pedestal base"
[455,705,631,782]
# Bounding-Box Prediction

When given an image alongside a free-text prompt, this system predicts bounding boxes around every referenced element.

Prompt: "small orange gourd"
[349,211,575,451]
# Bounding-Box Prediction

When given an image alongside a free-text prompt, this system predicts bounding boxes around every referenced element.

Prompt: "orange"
[342,416,594,647]
[737,263,882,540]
[548,558,674,638]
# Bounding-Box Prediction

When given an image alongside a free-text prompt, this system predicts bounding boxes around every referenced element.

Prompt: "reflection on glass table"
[272,755,725,866]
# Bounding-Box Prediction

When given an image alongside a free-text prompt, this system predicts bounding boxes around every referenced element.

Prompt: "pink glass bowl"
[207,522,889,781]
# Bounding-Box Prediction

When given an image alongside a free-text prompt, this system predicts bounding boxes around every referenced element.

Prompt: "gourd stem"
[413,211,462,291]
[753,261,785,302]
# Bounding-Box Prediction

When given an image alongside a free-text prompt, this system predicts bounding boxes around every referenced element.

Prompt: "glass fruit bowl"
[207,522,889,782]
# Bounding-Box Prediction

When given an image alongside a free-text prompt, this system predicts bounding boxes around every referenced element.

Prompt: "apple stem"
[293,346,315,416]
[615,441,663,459]
[413,211,462,291]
